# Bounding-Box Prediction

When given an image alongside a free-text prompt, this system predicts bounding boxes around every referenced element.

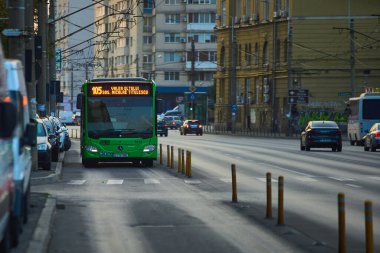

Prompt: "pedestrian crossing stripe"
[144,179,160,184]
[255,178,278,183]
[67,180,86,185]
[368,176,380,181]
[295,177,318,182]
[328,177,355,182]
[184,179,201,185]
[106,179,124,185]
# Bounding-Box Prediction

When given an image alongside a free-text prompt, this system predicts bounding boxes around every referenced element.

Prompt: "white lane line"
[256,178,278,183]
[184,179,202,185]
[144,179,160,184]
[329,177,355,182]
[106,179,124,185]
[67,180,86,185]
[368,176,380,181]
[257,163,314,177]
[345,184,362,188]
[295,177,318,182]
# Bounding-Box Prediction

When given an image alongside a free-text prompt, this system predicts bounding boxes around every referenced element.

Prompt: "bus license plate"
[113,153,128,158]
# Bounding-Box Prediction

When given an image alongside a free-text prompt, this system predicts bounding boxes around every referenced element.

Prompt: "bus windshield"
[87,96,153,138]
[362,99,380,120]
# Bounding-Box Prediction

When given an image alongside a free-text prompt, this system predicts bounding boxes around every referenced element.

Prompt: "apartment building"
[56,0,94,112]
[93,0,217,112]
[214,0,380,132]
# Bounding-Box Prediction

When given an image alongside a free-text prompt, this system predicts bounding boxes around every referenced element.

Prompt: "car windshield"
[37,123,46,137]
[311,121,338,128]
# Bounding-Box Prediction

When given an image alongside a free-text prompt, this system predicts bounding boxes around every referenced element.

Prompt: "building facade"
[214,0,380,133]
[93,0,217,113]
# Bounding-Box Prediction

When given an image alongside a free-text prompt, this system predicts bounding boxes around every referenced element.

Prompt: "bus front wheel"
[144,159,153,167]
[82,158,97,168]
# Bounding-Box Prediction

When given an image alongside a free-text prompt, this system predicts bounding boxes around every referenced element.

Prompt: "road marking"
[257,163,314,177]
[295,177,318,182]
[329,177,355,182]
[345,184,362,188]
[67,180,86,185]
[106,179,124,185]
[368,176,380,181]
[144,179,160,184]
[256,178,278,183]
[184,179,202,185]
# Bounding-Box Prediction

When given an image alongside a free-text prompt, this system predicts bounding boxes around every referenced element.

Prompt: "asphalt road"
[32,130,380,253]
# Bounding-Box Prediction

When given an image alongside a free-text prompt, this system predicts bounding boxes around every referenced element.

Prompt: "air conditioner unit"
[180,38,187,43]
[180,57,186,62]
[183,17,187,22]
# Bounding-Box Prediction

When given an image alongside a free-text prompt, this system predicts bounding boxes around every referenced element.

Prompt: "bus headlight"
[143,145,156,153]
[85,145,98,153]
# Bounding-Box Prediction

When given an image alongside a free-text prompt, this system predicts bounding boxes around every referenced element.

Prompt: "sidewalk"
[11,152,65,253]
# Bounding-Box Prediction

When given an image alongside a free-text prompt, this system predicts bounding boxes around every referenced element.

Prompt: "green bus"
[77,78,157,167]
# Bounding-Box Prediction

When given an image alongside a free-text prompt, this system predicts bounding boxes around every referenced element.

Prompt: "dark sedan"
[180,120,203,136]
[157,120,168,137]
[363,123,380,152]
[300,121,342,152]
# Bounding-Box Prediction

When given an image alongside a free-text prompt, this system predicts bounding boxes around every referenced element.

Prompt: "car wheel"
[305,145,310,151]
[332,147,337,152]
[371,142,376,152]
[52,147,59,162]
[165,133,168,137]
[82,158,97,168]
[350,140,355,146]
[300,140,305,151]
[200,133,203,136]
[184,132,187,135]
[160,134,163,137]
[364,144,369,151]
[10,214,21,247]
[43,159,51,170]
[337,146,342,152]
[144,159,154,167]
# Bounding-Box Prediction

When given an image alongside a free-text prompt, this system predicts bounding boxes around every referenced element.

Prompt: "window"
[165,0,180,4]
[164,72,180,80]
[166,14,180,24]
[164,52,181,62]
[143,36,152,44]
[164,33,181,43]
[188,0,216,4]
[263,0,269,20]
[262,41,269,65]
[189,72,214,81]
[188,13,216,23]
[187,51,216,62]
[143,17,152,32]
[188,33,216,43]
[143,55,153,63]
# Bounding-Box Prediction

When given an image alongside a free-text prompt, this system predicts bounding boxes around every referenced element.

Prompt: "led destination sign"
[89,83,151,96]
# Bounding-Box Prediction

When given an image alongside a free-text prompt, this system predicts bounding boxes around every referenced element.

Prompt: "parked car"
[37,118,52,170]
[41,117,59,161]
[164,116,182,129]
[300,121,342,152]
[4,59,36,246]
[157,120,168,137]
[180,120,203,136]
[363,123,380,152]
[72,111,81,125]
[0,101,17,253]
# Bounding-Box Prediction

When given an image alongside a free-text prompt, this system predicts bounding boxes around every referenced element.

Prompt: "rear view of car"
[300,121,342,152]
[363,123,380,152]
[37,119,52,170]
[157,120,168,137]
[180,120,203,136]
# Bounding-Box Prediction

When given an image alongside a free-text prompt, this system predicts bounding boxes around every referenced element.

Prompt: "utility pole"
[49,0,57,115]
[350,19,356,96]
[25,0,38,170]
[230,10,237,133]
[7,0,25,63]
[37,0,48,116]
[191,38,195,119]
[71,65,74,112]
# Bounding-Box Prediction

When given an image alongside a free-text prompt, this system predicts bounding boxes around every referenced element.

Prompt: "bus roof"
[349,92,380,101]
[89,77,148,83]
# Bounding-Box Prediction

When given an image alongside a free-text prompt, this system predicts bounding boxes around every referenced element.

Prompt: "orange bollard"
[365,200,373,253]
[231,164,237,203]
[277,176,284,225]
[178,148,181,173]
[159,144,162,165]
[266,172,272,219]
[166,145,170,167]
[170,146,174,169]
[338,193,346,253]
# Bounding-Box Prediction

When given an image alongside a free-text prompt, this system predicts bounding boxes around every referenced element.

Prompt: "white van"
[4,59,36,246]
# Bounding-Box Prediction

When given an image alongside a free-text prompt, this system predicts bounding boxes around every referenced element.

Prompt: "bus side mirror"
[76,93,83,109]
[0,102,17,138]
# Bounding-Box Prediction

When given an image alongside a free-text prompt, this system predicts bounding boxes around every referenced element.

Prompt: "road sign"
[288,89,309,97]
[288,96,309,104]
[189,85,196,92]
[189,92,196,101]
[2,29,23,37]
[231,104,237,113]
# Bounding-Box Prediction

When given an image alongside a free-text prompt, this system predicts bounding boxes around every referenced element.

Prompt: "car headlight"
[143,145,156,152]
[37,143,48,150]
[85,145,98,153]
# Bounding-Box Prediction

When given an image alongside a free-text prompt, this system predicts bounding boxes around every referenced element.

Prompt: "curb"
[25,196,56,253]
[31,152,65,185]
